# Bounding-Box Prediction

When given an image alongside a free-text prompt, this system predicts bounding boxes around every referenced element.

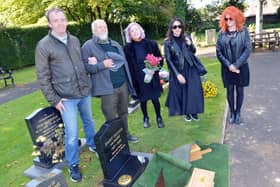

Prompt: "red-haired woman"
[216,6,251,125]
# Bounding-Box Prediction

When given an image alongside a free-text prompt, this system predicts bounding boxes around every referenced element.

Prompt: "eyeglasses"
[224,17,233,21]
[172,25,182,29]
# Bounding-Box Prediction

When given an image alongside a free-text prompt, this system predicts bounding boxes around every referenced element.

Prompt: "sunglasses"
[224,17,233,21]
[172,25,182,29]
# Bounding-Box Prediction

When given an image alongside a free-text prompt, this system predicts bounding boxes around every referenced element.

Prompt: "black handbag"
[193,56,207,76]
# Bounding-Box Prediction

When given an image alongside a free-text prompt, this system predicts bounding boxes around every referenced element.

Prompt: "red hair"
[219,6,245,33]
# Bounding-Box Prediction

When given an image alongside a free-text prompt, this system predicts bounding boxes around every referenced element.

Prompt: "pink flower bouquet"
[143,54,162,83]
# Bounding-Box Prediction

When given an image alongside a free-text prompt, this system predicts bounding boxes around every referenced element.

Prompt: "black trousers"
[140,98,161,120]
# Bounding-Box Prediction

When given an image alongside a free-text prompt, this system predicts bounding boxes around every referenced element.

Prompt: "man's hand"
[177,73,186,84]
[88,57,97,65]
[55,99,66,113]
[103,59,114,68]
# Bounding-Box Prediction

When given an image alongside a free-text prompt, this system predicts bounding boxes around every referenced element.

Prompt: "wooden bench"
[0,67,15,87]
[274,31,280,48]
[266,31,277,50]
[250,31,278,51]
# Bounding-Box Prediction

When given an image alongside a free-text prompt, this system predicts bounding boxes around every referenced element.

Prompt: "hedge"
[0,22,166,70]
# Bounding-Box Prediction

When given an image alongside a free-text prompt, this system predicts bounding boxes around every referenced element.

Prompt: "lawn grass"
[12,66,37,86]
[0,66,36,88]
[0,57,226,186]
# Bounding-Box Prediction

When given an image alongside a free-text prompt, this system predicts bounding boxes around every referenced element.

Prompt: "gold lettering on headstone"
[34,113,60,139]
[103,127,127,162]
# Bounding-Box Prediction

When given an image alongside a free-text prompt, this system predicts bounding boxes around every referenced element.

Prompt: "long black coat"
[164,36,204,116]
[124,39,163,101]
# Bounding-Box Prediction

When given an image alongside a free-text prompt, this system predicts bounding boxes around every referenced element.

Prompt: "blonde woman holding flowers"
[124,22,164,128]
[164,17,206,122]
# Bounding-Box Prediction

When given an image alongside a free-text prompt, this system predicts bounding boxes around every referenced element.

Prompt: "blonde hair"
[124,22,145,43]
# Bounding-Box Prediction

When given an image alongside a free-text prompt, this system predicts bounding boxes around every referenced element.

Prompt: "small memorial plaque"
[25,107,65,169]
[94,118,148,187]
[187,168,215,187]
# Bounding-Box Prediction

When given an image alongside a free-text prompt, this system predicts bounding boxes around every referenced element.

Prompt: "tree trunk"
[119,22,125,46]
[256,0,264,33]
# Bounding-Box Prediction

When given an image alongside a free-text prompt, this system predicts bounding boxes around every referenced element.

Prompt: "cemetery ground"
[0,57,226,186]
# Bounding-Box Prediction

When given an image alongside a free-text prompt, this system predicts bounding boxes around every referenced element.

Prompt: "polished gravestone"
[25,107,65,169]
[94,118,148,187]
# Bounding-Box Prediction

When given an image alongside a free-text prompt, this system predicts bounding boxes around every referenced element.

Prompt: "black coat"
[216,27,251,87]
[124,39,163,101]
[164,35,204,116]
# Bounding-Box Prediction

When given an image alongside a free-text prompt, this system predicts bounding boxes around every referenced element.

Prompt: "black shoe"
[156,117,164,128]
[235,112,241,125]
[229,113,235,124]
[69,164,82,182]
[143,117,150,128]
[184,114,192,122]
[191,114,200,121]
[127,134,139,143]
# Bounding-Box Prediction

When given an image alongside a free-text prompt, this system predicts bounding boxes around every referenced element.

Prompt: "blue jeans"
[61,96,96,167]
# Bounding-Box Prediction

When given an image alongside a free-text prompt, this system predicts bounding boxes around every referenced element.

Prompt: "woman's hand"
[186,37,192,46]
[177,74,186,84]
[229,64,240,74]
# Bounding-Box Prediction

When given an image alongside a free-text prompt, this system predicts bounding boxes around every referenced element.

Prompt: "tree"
[0,0,46,26]
[219,0,247,12]
[0,0,174,34]
[175,0,186,22]
[131,0,174,37]
[255,0,267,33]
[185,4,202,32]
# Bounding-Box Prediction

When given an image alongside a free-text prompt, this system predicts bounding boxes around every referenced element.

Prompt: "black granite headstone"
[25,107,65,169]
[94,118,148,187]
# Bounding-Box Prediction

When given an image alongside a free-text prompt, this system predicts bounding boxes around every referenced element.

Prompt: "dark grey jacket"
[35,32,91,106]
[81,36,136,97]
[216,27,251,68]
